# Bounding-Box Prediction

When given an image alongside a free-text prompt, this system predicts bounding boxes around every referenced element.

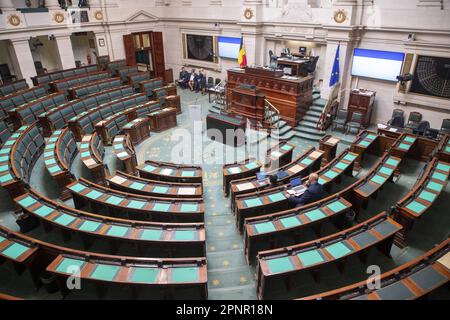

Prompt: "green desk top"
[386,158,400,167]
[34,205,54,218]
[327,200,347,213]
[130,267,158,284]
[268,192,286,203]
[78,220,101,232]
[56,258,85,274]
[304,209,326,222]
[90,264,120,281]
[266,256,294,274]
[107,225,129,237]
[1,243,29,260]
[181,171,196,177]
[174,230,196,241]
[153,203,171,212]
[171,267,198,283]
[300,158,313,166]
[180,204,198,212]
[436,163,450,173]
[254,221,276,234]
[335,162,348,171]
[0,173,14,184]
[398,143,410,151]
[143,164,157,172]
[427,181,443,193]
[86,190,103,200]
[280,216,302,229]
[343,153,357,162]
[379,167,394,176]
[358,140,371,147]
[406,200,427,214]
[418,190,437,203]
[129,182,145,190]
[403,136,416,143]
[325,242,352,259]
[54,214,76,226]
[244,162,258,170]
[18,196,37,208]
[371,174,387,185]
[281,145,293,151]
[106,196,123,206]
[140,229,163,241]
[127,200,146,210]
[297,250,325,267]
[432,172,447,182]
[70,183,87,193]
[153,186,169,194]
[244,198,263,208]
[323,170,339,180]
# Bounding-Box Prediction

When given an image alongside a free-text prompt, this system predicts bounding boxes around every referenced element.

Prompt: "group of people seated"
[177,67,207,95]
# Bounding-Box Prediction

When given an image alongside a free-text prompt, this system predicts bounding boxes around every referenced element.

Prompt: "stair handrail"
[316,84,340,131]
[264,99,280,132]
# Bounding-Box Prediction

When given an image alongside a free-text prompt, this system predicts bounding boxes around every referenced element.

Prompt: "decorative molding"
[124,10,159,23]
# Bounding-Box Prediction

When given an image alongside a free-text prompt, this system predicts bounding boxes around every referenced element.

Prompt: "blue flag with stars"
[329,44,340,87]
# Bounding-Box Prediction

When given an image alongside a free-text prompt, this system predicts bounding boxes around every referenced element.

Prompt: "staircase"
[293,90,327,142]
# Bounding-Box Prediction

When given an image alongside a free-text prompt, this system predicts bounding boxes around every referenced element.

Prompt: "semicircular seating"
[112,135,138,175]
[108,171,203,198]
[14,189,206,258]
[138,160,203,184]
[67,178,205,223]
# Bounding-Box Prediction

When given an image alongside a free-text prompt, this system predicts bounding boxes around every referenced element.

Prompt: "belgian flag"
[238,36,247,68]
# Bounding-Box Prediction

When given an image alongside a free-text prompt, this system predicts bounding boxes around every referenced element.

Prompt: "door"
[151,32,166,78]
[123,34,136,66]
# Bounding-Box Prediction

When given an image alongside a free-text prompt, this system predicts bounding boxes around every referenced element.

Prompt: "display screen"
[186,34,214,62]
[218,36,241,59]
[351,48,405,82]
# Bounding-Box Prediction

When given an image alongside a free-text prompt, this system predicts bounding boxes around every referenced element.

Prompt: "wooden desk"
[229,87,265,124]
[223,158,262,197]
[266,141,295,170]
[319,135,340,165]
[347,89,376,128]
[123,117,151,145]
[113,135,138,175]
[276,57,309,77]
[147,107,177,132]
[206,113,246,147]
[437,134,450,163]
[227,68,314,126]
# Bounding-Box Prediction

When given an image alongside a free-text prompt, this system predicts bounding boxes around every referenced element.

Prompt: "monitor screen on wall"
[186,34,214,62]
[218,37,241,59]
[351,48,405,82]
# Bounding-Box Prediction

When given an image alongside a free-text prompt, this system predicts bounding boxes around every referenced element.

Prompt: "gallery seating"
[128,72,152,91]
[31,65,99,90]
[49,70,110,97]
[68,77,122,100]
[0,79,28,97]
[0,85,47,119]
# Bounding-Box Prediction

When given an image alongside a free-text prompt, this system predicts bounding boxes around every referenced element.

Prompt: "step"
[306,110,322,117]
[310,106,325,113]
[312,94,321,101]
[312,98,327,107]
[271,130,295,141]
[302,115,320,122]
[299,120,319,129]
[295,131,326,142]
[295,126,326,136]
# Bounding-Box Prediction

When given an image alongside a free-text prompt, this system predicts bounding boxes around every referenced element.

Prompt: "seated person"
[188,69,198,91]
[178,67,189,89]
[288,173,324,208]
[195,69,207,94]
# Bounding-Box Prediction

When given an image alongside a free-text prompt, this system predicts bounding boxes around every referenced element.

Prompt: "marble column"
[55,34,76,70]
[9,38,37,86]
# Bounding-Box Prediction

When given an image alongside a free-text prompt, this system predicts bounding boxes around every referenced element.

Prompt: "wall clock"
[8,14,21,27]
[54,12,65,23]
[333,9,347,23]
[244,8,254,20]
[94,10,103,21]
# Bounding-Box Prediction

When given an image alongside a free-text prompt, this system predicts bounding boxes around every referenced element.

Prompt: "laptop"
[276,170,289,180]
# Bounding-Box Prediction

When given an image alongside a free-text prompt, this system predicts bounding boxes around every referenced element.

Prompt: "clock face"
[95,11,103,21]
[333,9,347,23]
[8,14,21,26]
[54,13,65,23]
[244,8,253,20]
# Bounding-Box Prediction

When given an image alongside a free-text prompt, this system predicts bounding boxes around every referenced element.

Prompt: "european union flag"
[329,44,340,87]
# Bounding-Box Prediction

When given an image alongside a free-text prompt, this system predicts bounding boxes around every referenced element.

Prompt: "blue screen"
[351,48,405,82]
[218,37,241,59]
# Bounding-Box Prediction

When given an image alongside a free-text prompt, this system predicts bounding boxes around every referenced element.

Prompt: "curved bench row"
[138,160,203,184]
[223,157,262,197]
[31,64,99,90]
[9,92,66,130]
[242,153,401,263]
[230,147,323,209]
[256,212,403,300]
[0,85,46,119]
[79,133,109,184]
[39,85,134,136]
[68,93,147,141]
[0,123,44,205]
[68,77,122,100]
[113,135,138,175]
[302,237,449,300]
[0,79,28,97]
[49,70,110,97]
[68,178,205,223]
[43,128,77,199]
[0,225,208,299]
[108,171,203,199]
[437,134,450,163]
[15,189,206,258]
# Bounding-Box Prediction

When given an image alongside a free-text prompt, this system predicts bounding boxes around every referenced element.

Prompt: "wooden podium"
[229,87,266,124]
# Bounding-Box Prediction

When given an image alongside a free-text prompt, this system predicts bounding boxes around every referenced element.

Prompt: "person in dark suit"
[178,67,189,89]
[195,69,207,94]
[288,173,324,208]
